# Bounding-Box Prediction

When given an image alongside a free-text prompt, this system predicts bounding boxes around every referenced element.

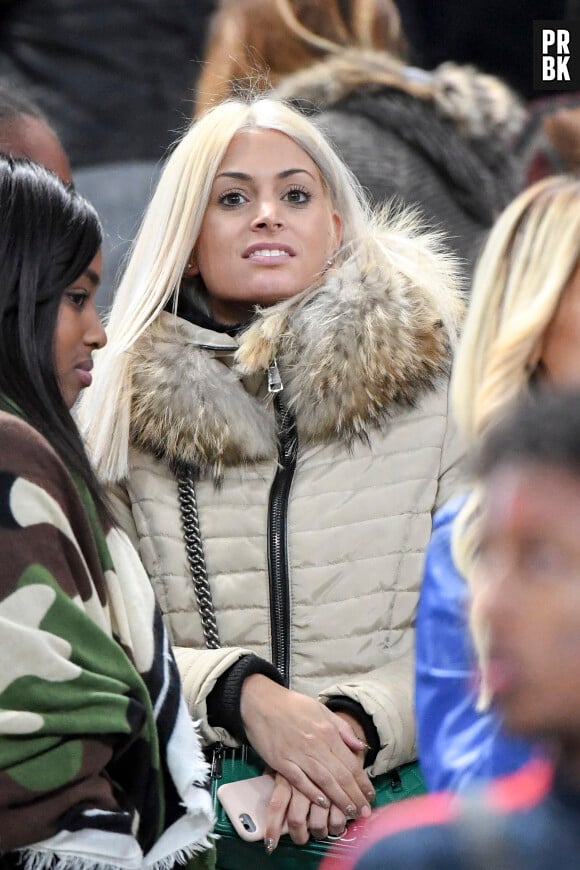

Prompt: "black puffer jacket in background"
[0,0,215,167]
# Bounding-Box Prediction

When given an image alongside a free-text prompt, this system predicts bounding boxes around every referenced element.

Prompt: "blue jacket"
[416,495,535,791]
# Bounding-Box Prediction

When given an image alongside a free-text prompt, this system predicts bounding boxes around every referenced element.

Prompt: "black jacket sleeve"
[206,654,285,743]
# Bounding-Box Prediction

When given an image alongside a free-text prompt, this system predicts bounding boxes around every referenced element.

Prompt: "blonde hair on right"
[450,174,580,704]
[453,176,580,446]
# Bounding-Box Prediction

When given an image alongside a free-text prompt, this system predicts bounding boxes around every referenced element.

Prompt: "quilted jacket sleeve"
[434,382,464,510]
[319,652,417,776]
[173,645,260,746]
[415,496,535,791]
[107,481,140,550]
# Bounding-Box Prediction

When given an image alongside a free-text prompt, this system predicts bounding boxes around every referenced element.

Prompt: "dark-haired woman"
[0,156,213,869]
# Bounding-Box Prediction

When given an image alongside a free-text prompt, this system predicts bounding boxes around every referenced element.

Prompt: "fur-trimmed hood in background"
[129,210,463,478]
[275,48,527,148]
[275,49,527,230]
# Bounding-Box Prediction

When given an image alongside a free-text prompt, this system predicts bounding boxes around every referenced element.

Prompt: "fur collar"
[129,211,462,477]
[275,48,526,146]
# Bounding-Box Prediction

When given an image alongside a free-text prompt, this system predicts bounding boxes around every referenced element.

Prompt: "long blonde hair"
[80,95,460,484]
[451,174,580,700]
[195,0,406,116]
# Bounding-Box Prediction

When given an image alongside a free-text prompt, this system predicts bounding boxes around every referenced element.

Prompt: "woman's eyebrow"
[84,268,100,287]
[278,168,316,180]
[215,168,316,181]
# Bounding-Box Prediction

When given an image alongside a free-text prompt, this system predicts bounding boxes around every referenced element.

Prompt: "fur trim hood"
[275,48,527,146]
[129,210,463,478]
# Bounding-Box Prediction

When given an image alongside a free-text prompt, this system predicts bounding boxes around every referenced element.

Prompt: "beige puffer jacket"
[111,217,463,776]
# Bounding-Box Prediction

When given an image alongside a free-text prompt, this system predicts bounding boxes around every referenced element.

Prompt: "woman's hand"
[264,773,351,852]
[240,676,375,827]
[263,708,372,850]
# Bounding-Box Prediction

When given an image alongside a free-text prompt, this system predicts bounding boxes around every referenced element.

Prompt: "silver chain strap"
[176,465,221,650]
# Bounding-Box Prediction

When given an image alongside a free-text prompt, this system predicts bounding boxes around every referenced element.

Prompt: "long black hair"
[0,155,113,526]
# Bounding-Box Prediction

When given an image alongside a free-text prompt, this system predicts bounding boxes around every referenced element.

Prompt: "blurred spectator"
[0,0,216,309]
[322,390,580,870]
[195,0,409,113]
[543,106,580,170]
[416,175,580,792]
[196,0,527,282]
[0,80,131,309]
[74,160,162,311]
[0,81,71,182]
[0,0,215,167]
[517,92,580,183]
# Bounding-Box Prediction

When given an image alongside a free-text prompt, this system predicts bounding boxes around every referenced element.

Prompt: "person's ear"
[526,337,544,379]
[184,250,199,277]
[330,211,343,256]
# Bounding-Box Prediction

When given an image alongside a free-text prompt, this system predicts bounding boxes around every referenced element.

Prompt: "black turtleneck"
[170,283,244,337]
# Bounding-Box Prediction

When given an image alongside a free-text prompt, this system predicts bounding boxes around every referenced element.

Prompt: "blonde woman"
[416,174,580,793]
[80,96,463,850]
[195,0,526,276]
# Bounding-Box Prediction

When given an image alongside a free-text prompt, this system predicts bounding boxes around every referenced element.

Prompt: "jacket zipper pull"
[268,357,283,394]
[210,742,224,781]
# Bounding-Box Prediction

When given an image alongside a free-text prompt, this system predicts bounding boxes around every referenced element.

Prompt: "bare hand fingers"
[264,774,292,853]
[280,756,371,820]
[329,734,375,804]
[306,802,348,841]
[315,723,375,811]
[308,802,330,840]
[285,789,310,845]
[328,711,376,803]
[243,689,373,816]
[328,804,348,837]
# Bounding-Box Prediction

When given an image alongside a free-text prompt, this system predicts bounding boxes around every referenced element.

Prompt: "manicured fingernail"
[360,804,372,818]
[344,804,356,818]
[366,789,376,801]
[264,838,275,855]
[316,795,330,809]
[357,739,371,750]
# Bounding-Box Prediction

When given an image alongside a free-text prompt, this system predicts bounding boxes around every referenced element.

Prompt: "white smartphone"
[217,773,289,842]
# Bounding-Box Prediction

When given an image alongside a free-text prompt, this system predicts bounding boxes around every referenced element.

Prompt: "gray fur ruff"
[276,49,526,146]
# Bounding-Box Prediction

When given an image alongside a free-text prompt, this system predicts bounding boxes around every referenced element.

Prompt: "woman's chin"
[219,289,301,318]
[247,283,303,303]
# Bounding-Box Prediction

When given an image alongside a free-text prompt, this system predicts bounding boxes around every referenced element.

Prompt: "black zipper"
[267,392,298,685]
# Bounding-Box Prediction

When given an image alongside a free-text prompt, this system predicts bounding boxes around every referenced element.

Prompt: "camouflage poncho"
[0,411,214,870]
